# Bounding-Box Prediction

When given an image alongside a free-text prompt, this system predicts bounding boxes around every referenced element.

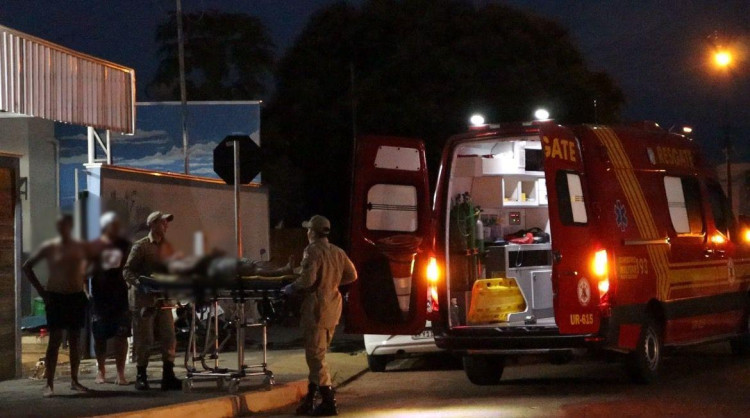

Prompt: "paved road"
[270,342,750,417]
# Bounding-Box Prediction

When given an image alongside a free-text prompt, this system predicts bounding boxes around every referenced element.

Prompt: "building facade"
[0,24,134,380]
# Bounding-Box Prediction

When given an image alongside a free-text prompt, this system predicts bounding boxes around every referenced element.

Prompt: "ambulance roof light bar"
[470,114,485,126]
[469,113,492,131]
[534,108,550,121]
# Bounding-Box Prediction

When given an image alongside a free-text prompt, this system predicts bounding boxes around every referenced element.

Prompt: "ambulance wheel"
[463,355,504,386]
[729,313,750,356]
[626,318,662,384]
[367,354,391,372]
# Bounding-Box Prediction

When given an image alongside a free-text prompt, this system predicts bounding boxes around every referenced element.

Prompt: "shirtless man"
[23,214,89,397]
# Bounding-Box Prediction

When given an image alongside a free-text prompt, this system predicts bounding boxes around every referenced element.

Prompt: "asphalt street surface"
[269,342,750,417]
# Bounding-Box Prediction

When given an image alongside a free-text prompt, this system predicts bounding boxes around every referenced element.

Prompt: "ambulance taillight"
[426,257,440,283]
[426,256,440,313]
[711,233,727,245]
[592,249,610,304]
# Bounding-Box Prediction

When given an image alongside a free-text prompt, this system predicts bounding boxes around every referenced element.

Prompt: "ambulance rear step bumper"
[435,327,599,351]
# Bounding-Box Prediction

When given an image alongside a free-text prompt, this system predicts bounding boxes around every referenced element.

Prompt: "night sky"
[1,0,748,164]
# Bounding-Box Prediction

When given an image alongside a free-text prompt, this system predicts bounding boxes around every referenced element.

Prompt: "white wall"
[86,165,270,259]
[0,117,58,252]
[0,117,57,311]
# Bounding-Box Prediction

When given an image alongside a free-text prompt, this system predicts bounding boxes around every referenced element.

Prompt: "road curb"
[94,364,369,417]
[97,394,239,418]
[239,380,307,414]
[95,381,306,418]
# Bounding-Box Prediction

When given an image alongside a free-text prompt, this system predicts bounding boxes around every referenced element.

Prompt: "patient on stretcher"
[164,252,296,280]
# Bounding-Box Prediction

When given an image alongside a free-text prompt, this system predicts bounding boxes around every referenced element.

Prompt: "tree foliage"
[148,10,274,100]
[264,0,626,231]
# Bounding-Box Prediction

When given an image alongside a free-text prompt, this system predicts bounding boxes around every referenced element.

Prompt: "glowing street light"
[682,126,693,134]
[469,114,485,126]
[714,50,732,68]
[534,108,550,121]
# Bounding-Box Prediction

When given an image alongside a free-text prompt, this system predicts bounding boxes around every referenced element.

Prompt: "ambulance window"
[664,176,703,235]
[555,171,587,225]
[366,184,418,232]
[706,180,734,237]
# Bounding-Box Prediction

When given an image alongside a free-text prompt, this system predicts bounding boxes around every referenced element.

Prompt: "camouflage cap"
[146,211,174,226]
[302,215,331,235]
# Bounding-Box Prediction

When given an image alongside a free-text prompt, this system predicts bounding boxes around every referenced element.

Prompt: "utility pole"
[724,99,733,215]
[176,0,190,174]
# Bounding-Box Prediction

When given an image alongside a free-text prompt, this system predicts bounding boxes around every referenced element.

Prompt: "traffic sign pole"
[232,138,243,258]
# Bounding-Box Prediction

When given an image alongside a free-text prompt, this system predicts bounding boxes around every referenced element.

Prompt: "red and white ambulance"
[345,121,750,384]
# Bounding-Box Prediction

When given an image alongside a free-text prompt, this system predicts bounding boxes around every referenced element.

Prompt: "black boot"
[161,361,182,391]
[135,366,149,391]
[295,383,317,415]
[312,386,337,416]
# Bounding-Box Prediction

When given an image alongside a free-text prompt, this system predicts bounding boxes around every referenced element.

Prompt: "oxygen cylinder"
[475,211,484,253]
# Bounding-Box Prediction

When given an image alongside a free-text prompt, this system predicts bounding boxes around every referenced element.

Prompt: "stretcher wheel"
[216,378,225,390]
[182,379,193,393]
[227,379,240,394]
[263,375,275,389]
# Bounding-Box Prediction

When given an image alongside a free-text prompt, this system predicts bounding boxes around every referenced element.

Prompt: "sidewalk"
[2,326,368,418]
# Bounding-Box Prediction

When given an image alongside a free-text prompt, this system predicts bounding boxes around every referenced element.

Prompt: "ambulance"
[345,121,750,384]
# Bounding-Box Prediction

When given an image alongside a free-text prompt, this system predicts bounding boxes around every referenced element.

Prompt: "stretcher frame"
[139,274,294,393]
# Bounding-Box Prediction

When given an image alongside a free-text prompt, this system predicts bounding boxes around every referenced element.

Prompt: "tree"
[148,10,274,100]
[263,0,625,232]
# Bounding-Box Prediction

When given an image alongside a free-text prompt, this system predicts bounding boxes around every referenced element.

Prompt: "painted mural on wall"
[56,101,261,211]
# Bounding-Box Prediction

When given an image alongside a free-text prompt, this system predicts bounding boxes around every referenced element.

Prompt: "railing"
[0,24,135,133]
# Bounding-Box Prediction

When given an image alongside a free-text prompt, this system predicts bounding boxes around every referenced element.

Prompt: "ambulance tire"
[729,313,750,356]
[463,355,505,385]
[367,354,391,372]
[626,318,662,384]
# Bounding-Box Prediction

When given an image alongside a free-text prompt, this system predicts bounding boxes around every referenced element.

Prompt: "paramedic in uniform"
[284,215,357,416]
[123,211,182,391]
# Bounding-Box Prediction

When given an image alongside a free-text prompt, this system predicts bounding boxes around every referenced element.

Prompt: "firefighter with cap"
[123,211,182,391]
[283,215,357,416]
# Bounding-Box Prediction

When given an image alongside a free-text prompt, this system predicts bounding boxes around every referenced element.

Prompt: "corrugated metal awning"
[0,25,135,133]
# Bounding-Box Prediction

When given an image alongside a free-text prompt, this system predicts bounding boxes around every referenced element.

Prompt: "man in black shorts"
[89,212,131,385]
[23,215,89,397]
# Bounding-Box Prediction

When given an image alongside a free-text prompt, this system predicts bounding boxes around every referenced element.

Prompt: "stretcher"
[139,272,297,393]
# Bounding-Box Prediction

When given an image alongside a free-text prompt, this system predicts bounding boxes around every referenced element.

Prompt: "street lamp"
[711,46,734,214]
[714,50,732,68]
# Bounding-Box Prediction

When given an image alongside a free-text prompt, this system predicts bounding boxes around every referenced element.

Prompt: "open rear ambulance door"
[540,123,601,335]
[345,136,432,335]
